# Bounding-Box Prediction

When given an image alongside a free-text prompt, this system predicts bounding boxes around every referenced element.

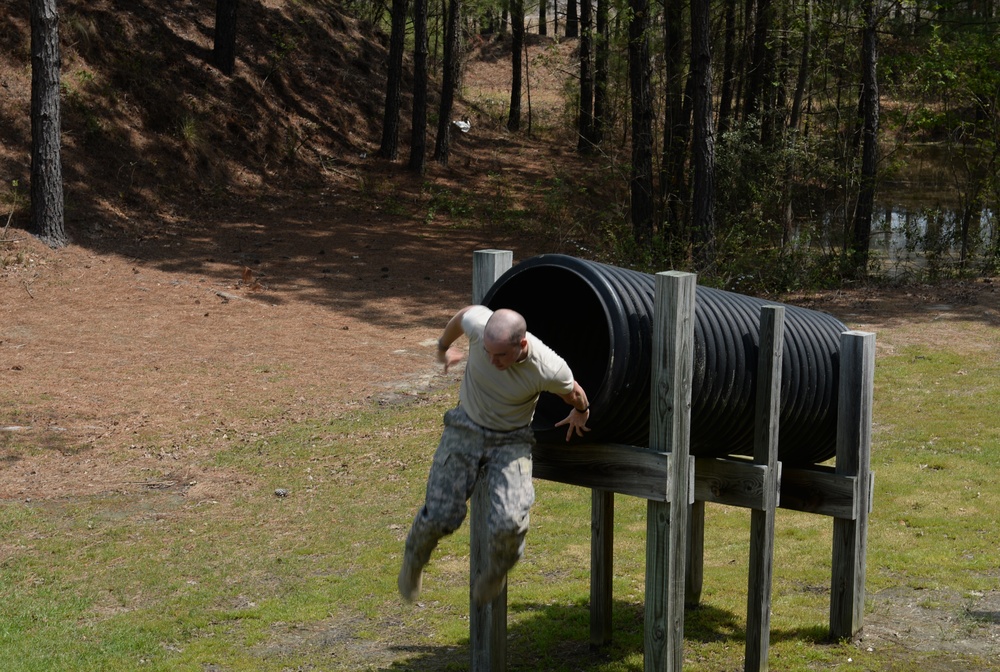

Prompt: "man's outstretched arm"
[555,380,591,441]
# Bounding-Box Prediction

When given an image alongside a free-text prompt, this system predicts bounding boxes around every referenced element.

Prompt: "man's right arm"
[437,305,475,372]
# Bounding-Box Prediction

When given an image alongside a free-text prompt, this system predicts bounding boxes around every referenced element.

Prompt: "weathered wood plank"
[693,457,772,510]
[591,490,614,648]
[686,500,705,607]
[533,442,670,501]
[470,250,513,672]
[472,249,513,304]
[780,465,859,519]
[693,457,860,519]
[470,472,507,672]
[830,331,876,640]
[746,305,785,672]
[645,271,696,672]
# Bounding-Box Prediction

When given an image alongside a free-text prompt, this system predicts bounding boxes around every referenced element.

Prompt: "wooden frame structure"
[468,250,875,671]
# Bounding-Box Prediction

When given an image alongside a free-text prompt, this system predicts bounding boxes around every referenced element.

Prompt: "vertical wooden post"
[829,331,875,639]
[591,489,614,647]
[745,306,785,672]
[645,271,696,672]
[470,250,513,672]
[685,501,705,607]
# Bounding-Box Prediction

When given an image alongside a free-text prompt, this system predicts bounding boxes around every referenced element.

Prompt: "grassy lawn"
[3,329,1000,671]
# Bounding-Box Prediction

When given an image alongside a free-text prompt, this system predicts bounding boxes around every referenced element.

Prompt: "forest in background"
[4,0,1000,292]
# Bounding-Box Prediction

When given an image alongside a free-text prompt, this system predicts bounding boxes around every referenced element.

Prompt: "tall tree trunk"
[761,0,787,145]
[788,0,811,131]
[592,0,609,145]
[716,0,737,137]
[508,0,525,131]
[213,0,238,76]
[660,0,687,235]
[628,0,654,244]
[691,0,716,267]
[734,0,755,122]
[577,0,594,151]
[409,0,430,173]
[434,0,462,164]
[566,0,579,37]
[379,0,409,160]
[851,0,879,275]
[539,0,548,35]
[743,0,772,125]
[29,0,66,248]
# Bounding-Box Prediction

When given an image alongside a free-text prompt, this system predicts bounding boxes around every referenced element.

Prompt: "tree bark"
[30,0,66,248]
[434,0,462,164]
[539,0,548,36]
[691,0,716,267]
[409,0,429,173]
[592,0,609,145]
[788,0,812,132]
[508,0,525,132]
[743,0,773,127]
[851,0,879,275]
[577,0,594,151]
[660,0,688,234]
[628,0,654,245]
[716,0,737,137]
[379,0,409,160]
[566,0,579,37]
[213,0,239,76]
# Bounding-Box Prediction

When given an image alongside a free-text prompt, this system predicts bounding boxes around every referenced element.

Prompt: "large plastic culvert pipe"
[481,254,848,465]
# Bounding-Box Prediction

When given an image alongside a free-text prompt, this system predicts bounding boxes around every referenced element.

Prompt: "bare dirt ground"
[0,192,544,500]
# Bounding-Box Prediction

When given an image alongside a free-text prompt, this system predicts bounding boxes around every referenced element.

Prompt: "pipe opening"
[483,266,613,433]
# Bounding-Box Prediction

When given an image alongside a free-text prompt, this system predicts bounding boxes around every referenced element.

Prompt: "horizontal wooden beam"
[536,444,871,519]
[533,442,672,502]
[780,464,859,519]
[693,457,778,510]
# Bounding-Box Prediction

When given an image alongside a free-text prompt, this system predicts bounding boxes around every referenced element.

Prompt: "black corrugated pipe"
[482,254,848,465]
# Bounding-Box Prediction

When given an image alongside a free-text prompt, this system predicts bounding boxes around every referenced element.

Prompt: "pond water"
[815,144,998,276]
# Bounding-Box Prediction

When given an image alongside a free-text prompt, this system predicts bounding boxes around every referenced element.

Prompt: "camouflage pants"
[403,406,535,579]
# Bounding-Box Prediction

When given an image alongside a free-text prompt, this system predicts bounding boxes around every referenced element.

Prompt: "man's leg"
[400,411,483,602]
[473,434,535,605]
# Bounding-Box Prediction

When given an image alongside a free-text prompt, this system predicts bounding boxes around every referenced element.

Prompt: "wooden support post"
[591,489,614,647]
[470,250,513,672]
[829,331,875,640]
[645,271,696,672]
[745,306,785,672]
[685,500,705,607]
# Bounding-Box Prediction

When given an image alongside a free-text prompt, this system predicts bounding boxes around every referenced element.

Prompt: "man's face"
[483,337,526,371]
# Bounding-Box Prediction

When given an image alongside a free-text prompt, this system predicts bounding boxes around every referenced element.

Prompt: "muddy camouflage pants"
[403,406,535,579]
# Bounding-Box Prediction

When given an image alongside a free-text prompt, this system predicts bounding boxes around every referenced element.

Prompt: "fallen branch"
[325,165,363,182]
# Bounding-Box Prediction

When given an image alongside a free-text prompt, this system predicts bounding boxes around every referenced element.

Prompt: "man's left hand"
[554,408,591,442]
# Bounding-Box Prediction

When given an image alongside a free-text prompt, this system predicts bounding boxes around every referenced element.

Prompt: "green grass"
[3,333,1000,670]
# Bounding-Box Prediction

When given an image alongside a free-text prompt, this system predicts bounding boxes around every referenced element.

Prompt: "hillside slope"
[2,0,398,234]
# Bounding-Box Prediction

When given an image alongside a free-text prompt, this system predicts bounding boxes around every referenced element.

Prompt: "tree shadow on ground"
[380,598,833,671]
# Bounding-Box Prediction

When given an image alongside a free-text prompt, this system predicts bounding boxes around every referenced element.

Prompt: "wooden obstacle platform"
[468,250,875,671]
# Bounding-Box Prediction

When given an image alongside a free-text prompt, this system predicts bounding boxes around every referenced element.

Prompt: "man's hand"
[438,345,464,373]
[554,407,591,442]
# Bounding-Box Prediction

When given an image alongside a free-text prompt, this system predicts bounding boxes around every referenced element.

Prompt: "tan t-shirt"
[458,306,575,431]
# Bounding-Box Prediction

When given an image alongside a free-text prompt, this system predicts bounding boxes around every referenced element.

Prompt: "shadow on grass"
[381,598,831,671]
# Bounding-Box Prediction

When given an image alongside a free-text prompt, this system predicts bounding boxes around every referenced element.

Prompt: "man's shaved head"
[484,309,527,347]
